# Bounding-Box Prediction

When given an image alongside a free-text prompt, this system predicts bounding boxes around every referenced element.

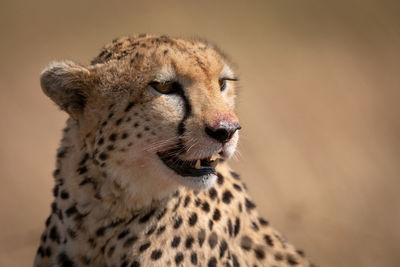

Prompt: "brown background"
[1,0,399,266]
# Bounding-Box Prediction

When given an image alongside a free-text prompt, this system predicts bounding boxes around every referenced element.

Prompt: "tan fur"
[34,35,313,267]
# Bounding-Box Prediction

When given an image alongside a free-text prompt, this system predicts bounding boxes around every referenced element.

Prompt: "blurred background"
[1,0,399,266]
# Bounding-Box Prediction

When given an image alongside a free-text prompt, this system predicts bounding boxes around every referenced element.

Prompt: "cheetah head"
[41,36,240,200]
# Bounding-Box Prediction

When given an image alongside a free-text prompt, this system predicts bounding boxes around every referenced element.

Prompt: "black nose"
[205,124,241,143]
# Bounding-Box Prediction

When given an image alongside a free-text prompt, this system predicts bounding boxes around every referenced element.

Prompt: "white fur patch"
[220,64,234,79]
[154,65,176,83]
[176,173,218,190]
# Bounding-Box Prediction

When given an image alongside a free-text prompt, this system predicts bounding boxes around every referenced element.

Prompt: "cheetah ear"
[40,60,94,118]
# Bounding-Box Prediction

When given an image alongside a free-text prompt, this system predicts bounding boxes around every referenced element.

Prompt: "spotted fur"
[35,35,313,267]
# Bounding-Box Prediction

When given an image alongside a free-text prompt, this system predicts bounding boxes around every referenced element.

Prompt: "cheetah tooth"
[195,159,201,169]
[209,160,218,168]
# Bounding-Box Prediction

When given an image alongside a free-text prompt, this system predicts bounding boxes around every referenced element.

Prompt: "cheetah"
[34,35,313,267]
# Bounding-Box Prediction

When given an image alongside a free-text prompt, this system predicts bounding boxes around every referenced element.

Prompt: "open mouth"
[157,149,220,177]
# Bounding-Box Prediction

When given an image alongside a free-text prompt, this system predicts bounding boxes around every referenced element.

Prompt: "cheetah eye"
[219,78,238,92]
[219,79,227,91]
[149,81,180,94]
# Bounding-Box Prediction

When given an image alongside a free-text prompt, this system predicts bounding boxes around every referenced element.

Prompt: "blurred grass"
[0,0,399,266]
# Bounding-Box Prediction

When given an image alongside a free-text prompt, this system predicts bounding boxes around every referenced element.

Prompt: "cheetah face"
[151,63,240,189]
[41,36,240,193]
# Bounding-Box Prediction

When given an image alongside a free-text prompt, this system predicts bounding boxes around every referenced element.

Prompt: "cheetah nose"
[205,121,241,144]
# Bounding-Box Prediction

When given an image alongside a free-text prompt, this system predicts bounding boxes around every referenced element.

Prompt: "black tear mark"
[176,85,192,136]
